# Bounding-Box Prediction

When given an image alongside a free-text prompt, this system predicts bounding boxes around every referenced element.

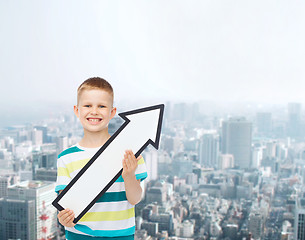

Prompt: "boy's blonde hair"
[77,77,114,105]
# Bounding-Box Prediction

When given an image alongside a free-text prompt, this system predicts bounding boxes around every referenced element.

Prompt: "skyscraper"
[295,197,305,240]
[34,125,48,144]
[0,198,35,240]
[248,212,264,239]
[32,147,57,180]
[221,117,252,169]
[0,174,19,197]
[7,181,57,239]
[256,112,272,136]
[288,102,301,139]
[199,133,219,168]
[143,149,158,182]
[31,128,43,146]
[56,136,68,155]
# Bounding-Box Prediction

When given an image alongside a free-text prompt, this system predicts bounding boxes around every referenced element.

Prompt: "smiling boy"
[55,77,147,239]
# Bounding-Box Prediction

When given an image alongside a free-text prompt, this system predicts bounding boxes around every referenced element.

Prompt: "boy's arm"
[122,150,143,205]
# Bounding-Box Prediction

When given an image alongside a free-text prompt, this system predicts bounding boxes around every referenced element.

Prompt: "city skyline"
[1,98,305,239]
[0,99,303,129]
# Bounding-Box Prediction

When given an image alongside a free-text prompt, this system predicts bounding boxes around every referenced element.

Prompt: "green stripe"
[97,191,127,202]
[58,146,84,158]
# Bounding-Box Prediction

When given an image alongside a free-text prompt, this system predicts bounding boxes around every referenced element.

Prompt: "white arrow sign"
[52,104,164,223]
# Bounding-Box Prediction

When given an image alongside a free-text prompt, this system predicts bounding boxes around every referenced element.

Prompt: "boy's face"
[74,89,116,135]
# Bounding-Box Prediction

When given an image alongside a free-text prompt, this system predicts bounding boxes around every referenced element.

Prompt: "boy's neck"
[79,131,111,148]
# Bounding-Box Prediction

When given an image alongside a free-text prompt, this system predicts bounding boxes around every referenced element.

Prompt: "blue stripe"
[58,146,84,158]
[55,185,66,194]
[136,172,147,181]
[65,230,134,239]
[115,176,124,182]
[96,191,127,202]
[74,224,135,237]
[115,172,147,183]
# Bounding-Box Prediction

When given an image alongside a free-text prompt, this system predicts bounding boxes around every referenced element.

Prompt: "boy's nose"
[91,107,98,114]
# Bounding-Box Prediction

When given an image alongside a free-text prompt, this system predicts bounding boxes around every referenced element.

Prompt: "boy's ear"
[73,105,80,118]
[110,107,117,120]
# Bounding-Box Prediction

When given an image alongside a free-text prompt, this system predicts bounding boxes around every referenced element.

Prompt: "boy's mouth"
[87,118,102,122]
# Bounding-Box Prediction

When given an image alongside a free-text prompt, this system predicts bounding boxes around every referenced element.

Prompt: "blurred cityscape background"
[1,100,305,239]
[1,1,305,239]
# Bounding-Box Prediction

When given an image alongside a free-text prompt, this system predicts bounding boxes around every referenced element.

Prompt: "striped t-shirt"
[55,144,147,237]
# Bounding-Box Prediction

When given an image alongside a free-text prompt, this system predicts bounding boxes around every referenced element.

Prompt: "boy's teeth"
[89,119,100,122]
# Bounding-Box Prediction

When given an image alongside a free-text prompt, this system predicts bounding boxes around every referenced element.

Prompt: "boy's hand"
[57,208,76,228]
[122,150,140,181]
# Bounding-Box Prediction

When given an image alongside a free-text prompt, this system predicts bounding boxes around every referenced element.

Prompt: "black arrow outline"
[52,104,164,223]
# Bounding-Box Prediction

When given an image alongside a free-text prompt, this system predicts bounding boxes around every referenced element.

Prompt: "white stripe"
[60,150,97,165]
[56,176,71,186]
[88,201,133,213]
[107,182,125,192]
[136,163,146,173]
[66,227,91,235]
[57,161,68,168]
[70,170,81,178]
[69,164,146,180]
[80,217,135,231]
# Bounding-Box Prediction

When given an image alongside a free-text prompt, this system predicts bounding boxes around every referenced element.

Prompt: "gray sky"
[1,0,305,119]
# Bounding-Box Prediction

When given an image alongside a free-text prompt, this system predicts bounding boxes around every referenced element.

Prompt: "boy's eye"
[99,105,106,108]
[84,105,91,108]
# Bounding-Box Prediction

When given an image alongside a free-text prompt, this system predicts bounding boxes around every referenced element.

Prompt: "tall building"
[199,133,219,168]
[34,126,48,144]
[56,136,68,156]
[31,129,43,146]
[146,187,166,205]
[141,222,158,237]
[218,154,234,170]
[149,213,174,235]
[144,149,158,182]
[252,147,263,169]
[0,148,13,171]
[172,156,193,178]
[295,197,305,240]
[221,117,252,169]
[32,147,57,180]
[180,220,194,238]
[7,181,57,239]
[35,168,57,182]
[248,212,264,239]
[0,198,35,240]
[0,174,19,197]
[288,103,302,139]
[256,112,272,136]
[223,224,238,239]
[263,141,277,159]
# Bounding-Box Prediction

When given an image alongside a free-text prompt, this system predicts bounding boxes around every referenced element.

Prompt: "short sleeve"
[55,155,71,194]
[135,156,147,181]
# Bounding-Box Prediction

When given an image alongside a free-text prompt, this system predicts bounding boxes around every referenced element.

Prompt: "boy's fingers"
[125,158,132,168]
[57,209,76,227]
[59,209,73,221]
[122,159,127,169]
[58,209,68,218]
[67,213,75,223]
